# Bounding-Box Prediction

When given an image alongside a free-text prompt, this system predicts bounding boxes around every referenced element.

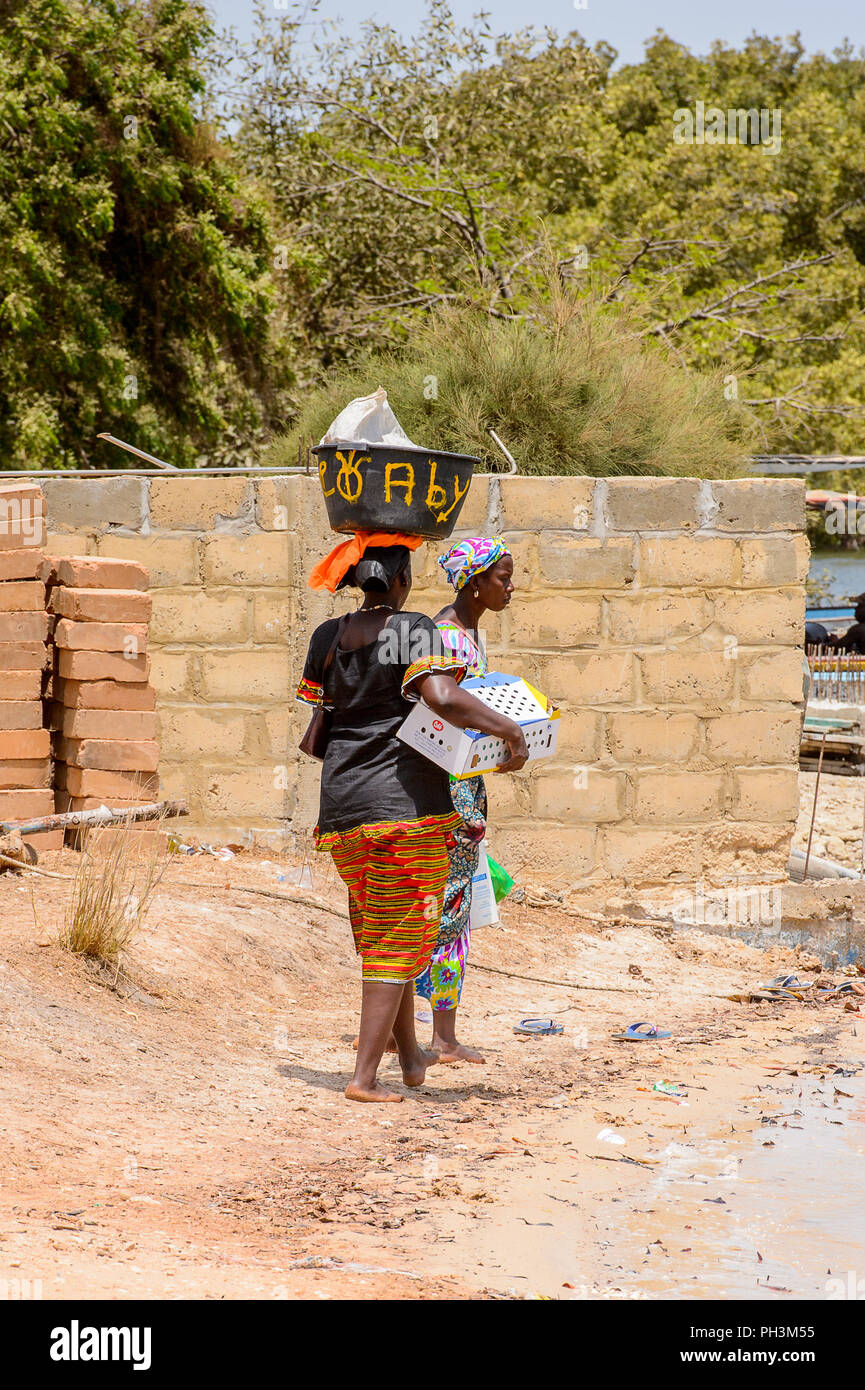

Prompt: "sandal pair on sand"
[757,974,810,1001]
[512,1018,673,1040]
[816,980,865,998]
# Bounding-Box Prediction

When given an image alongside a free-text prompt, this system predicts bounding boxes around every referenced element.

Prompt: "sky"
[205,0,863,68]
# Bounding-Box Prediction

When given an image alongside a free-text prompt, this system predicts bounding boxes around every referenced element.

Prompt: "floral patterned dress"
[414,622,487,1012]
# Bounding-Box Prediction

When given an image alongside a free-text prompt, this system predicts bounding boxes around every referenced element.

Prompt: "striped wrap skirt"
[322,814,458,983]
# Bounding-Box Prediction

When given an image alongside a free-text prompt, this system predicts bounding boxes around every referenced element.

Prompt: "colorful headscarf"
[438,535,511,591]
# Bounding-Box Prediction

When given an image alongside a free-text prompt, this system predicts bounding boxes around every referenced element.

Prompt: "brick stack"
[44,557,160,823]
[0,481,57,847]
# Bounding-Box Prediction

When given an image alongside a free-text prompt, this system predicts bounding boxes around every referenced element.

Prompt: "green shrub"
[265,274,757,477]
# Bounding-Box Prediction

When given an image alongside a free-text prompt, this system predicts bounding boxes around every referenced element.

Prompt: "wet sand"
[2,847,864,1299]
[417,1008,865,1299]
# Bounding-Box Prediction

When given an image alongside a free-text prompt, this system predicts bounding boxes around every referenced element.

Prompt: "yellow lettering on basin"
[435,471,472,523]
[319,457,335,498]
[335,450,367,503]
[425,460,448,514]
[384,460,415,506]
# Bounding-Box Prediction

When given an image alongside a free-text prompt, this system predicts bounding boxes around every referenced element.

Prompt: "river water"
[626,1071,865,1299]
[809,551,865,605]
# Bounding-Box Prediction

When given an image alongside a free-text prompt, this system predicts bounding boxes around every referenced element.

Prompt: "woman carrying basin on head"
[297,538,528,1104]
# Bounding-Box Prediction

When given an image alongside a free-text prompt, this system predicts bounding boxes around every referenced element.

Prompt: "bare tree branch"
[640,254,837,339]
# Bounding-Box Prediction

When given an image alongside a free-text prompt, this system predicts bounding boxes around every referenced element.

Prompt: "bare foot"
[351,1035,399,1053]
[344,1080,404,1103]
[401,1047,439,1088]
[432,1041,486,1065]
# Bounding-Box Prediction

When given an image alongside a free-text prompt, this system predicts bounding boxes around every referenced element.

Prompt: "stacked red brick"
[0,482,55,843]
[44,557,160,817]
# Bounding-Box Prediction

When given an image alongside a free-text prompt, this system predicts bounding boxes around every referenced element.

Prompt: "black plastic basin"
[312,443,479,538]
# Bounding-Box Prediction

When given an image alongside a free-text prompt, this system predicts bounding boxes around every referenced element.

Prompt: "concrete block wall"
[38,472,807,884]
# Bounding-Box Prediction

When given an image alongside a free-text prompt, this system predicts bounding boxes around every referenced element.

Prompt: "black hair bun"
[337,543,411,592]
[355,558,389,592]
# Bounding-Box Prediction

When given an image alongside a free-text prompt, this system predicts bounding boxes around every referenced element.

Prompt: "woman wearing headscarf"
[297,538,527,1103]
[414,536,514,1064]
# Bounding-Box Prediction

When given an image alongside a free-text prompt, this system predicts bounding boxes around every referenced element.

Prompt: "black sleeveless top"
[297,611,465,836]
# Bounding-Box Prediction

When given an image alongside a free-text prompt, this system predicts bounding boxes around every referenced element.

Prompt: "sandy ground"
[794,770,865,871]
[2,835,865,1301]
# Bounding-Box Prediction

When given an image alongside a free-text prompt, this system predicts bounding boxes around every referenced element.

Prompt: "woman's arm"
[410,672,528,772]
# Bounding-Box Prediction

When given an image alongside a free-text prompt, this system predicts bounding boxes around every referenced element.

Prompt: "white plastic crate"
[397,671,560,778]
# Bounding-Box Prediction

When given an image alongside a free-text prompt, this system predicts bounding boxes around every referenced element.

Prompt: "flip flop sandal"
[513,1017,564,1036]
[612,1022,672,1041]
[765,974,805,991]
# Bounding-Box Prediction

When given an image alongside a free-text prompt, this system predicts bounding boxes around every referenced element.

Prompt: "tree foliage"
[238,3,865,471]
[234,3,608,375]
[572,31,865,457]
[0,0,288,468]
[3,0,863,474]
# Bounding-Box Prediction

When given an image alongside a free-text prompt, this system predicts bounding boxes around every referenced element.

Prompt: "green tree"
[569,32,865,458]
[233,2,610,380]
[0,0,289,468]
[236,5,865,463]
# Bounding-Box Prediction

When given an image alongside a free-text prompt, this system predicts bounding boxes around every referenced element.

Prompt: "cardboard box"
[397,671,560,778]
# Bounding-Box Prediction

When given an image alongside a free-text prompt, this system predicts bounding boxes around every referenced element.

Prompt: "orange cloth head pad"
[308,530,424,593]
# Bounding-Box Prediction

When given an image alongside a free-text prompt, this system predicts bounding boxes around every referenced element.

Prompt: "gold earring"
[474,587,479,598]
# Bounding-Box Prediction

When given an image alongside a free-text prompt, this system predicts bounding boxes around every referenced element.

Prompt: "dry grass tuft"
[59,811,170,962]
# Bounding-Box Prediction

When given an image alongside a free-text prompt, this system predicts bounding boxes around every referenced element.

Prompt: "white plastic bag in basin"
[319,386,421,449]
